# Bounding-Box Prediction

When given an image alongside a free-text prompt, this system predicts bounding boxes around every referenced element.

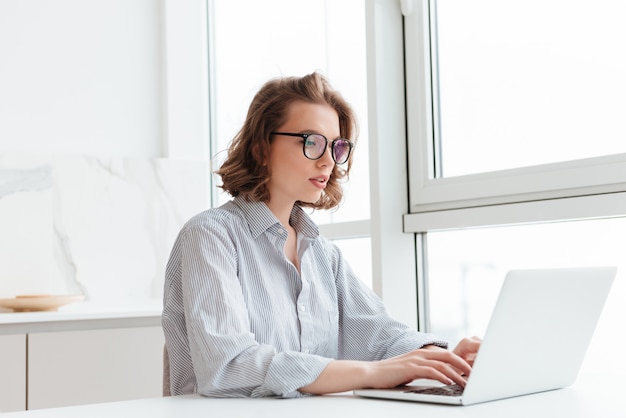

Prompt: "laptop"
[354,266,616,406]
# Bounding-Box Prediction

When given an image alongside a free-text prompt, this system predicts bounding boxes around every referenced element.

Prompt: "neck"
[265,198,295,229]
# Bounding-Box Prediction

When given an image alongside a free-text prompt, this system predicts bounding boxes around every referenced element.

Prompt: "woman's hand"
[452,336,482,368]
[366,336,482,389]
[300,337,482,395]
[364,345,475,389]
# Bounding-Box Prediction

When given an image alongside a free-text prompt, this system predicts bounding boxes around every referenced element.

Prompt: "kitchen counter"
[0,300,162,334]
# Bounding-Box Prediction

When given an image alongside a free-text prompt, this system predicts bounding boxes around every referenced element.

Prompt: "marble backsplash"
[0,153,209,305]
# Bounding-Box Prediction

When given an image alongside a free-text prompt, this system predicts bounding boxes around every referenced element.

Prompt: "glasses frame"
[270,132,354,164]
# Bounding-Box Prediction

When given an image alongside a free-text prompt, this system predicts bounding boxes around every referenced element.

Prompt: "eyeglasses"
[270,132,354,164]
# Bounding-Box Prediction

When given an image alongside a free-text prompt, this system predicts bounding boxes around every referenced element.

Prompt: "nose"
[317,143,335,167]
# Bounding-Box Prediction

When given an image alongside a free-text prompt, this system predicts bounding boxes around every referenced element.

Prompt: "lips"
[309,175,329,189]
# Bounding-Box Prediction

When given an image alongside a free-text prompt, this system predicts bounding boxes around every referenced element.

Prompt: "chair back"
[163,345,171,396]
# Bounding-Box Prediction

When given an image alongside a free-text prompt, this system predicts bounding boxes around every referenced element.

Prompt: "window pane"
[211,0,369,222]
[435,0,626,177]
[426,218,626,376]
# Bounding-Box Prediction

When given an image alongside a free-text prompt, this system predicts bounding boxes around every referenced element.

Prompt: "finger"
[418,350,473,377]
[409,356,469,387]
[465,352,477,366]
[412,363,468,388]
[455,337,481,353]
[429,358,469,388]
[453,337,482,363]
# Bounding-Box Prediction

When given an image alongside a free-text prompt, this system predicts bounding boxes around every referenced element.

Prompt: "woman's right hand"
[300,344,475,395]
[364,346,473,389]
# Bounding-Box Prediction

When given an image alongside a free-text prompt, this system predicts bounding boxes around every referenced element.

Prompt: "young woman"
[162,72,480,398]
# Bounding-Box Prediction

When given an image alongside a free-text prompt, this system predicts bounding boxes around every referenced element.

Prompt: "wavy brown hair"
[216,72,358,210]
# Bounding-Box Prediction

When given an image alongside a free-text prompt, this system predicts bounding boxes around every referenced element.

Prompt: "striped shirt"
[162,196,447,398]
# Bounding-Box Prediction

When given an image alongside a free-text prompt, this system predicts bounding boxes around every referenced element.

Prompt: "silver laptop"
[354,266,616,406]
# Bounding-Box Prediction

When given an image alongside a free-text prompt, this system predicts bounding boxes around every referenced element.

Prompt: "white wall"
[0,0,210,303]
[0,0,164,157]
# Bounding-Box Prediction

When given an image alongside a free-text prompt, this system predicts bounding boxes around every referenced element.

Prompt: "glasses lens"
[304,134,327,159]
[332,139,352,164]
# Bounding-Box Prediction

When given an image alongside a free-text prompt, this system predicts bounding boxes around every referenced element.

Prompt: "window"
[209,0,371,284]
[401,1,626,372]
[435,0,626,177]
[426,219,625,377]
[404,0,626,214]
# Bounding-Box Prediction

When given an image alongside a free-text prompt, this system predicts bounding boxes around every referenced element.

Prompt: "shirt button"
[303,348,310,354]
[299,305,306,312]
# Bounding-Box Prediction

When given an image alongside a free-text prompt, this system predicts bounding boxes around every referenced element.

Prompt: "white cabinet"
[0,308,163,411]
[0,334,27,412]
[27,326,164,410]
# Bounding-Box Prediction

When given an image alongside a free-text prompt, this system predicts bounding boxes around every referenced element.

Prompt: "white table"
[3,374,623,418]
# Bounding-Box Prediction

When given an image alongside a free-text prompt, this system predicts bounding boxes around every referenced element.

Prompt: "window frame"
[199,0,422,328]
[399,0,626,335]
[363,0,420,329]
[403,0,626,232]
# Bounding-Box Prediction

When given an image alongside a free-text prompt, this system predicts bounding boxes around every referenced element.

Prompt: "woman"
[162,72,480,398]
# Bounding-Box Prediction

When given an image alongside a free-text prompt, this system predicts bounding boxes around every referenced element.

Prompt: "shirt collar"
[232,196,319,240]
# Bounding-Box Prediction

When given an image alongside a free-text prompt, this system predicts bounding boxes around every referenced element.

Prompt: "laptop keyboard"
[404,384,464,397]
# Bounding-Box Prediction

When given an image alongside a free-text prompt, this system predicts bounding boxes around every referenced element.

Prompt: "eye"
[333,139,352,163]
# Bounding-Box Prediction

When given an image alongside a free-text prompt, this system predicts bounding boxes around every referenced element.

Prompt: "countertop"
[0,300,162,334]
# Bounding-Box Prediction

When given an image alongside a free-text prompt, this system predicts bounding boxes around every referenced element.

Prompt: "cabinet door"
[28,326,164,410]
[0,334,26,412]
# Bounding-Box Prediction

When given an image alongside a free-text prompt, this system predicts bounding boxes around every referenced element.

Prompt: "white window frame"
[402,0,626,232]
[362,0,419,329]
[188,0,420,328]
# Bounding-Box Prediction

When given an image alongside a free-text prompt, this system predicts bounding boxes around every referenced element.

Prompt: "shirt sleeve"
[177,222,331,398]
[331,243,448,360]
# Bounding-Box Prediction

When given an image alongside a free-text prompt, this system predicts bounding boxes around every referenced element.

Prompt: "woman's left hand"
[452,336,482,368]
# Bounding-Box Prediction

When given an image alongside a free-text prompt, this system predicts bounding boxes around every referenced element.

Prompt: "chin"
[299,193,323,205]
